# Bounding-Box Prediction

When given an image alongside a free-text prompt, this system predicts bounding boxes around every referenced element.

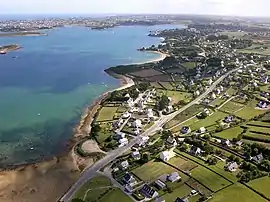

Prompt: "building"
[189,146,202,156]
[140,184,159,199]
[155,179,166,190]
[155,197,165,202]
[175,197,189,202]
[114,131,126,140]
[132,119,142,128]
[166,136,177,147]
[211,92,217,99]
[164,105,174,113]
[167,172,181,182]
[139,136,150,146]
[118,138,128,147]
[222,139,232,147]
[225,162,238,172]
[181,126,191,134]
[251,153,264,164]
[131,151,141,160]
[198,127,206,134]
[120,160,129,170]
[123,173,137,186]
[258,101,268,109]
[122,112,131,119]
[160,151,173,161]
[223,115,234,123]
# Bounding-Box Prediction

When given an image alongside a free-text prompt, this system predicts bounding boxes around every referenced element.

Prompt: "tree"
[228,155,236,162]
[235,157,241,164]
[260,160,270,172]
[142,153,151,163]
[157,95,170,111]
[180,144,189,152]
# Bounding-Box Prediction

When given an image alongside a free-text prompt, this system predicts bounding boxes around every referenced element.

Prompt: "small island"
[0,44,21,54]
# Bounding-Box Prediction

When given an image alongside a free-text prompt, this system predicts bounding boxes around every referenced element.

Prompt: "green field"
[132,160,187,182]
[191,166,231,192]
[96,106,118,122]
[170,117,198,133]
[158,89,193,104]
[182,62,197,69]
[74,176,112,200]
[239,44,270,55]
[248,121,270,127]
[168,156,198,171]
[245,125,270,134]
[99,188,133,202]
[159,82,175,90]
[220,101,244,113]
[164,105,204,129]
[235,102,266,120]
[151,82,163,89]
[247,176,270,200]
[213,126,244,140]
[189,111,227,131]
[210,98,225,107]
[244,131,270,142]
[226,87,238,96]
[210,183,268,202]
[163,184,192,201]
[96,122,113,144]
[219,31,247,37]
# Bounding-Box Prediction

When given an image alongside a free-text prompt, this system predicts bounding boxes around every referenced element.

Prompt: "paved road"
[60,68,238,202]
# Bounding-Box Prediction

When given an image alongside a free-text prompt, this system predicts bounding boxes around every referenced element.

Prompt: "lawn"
[168,156,198,171]
[99,188,133,202]
[235,100,266,120]
[163,184,192,201]
[164,105,204,129]
[74,175,112,200]
[210,183,268,202]
[96,106,118,122]
[189,111,227,131]
[96,122,113,144]
[182,62,197,69]
[213,126,244,140]
[191,166,231,192]
[226,87,238,96]
[220,101,244,113]
[247,176,270,200]
[210,98,225,107]
[158,89,193,104]
[132,160,180,182]
[170,117,198,133]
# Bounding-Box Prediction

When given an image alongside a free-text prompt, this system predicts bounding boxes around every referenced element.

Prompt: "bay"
[0,24,184,166]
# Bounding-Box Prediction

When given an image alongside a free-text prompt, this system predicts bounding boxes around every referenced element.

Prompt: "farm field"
[162,184,192,201]
[239,44,270,55]
[151,82,163,89]
[164,105,204,129]
[96,106,118,122]
[99,188,133,202]
[159,82,175,90]
[210,183,268,202]
[247,176,270,200]
[226,87,238,96]
[219,31,248,37]
[158,89,193,104]
[219,101,244,113]
[170,117,198,133]
[73,175,112,200]
[213,126,244,140]
[191,166,231,192]
[189,111,227,131]
[181,62,197,69]
[244,131,270,142]
[129,68,163,77]
[235,100,267,120]
[210,98,225,107]
[132,160,179,182]
[96,122,113,144]
[168,156,198,171]
[247,121,270,127]
[245,125,270,134]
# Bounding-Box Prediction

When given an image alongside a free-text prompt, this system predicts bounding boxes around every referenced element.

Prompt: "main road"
[60,68,239,202]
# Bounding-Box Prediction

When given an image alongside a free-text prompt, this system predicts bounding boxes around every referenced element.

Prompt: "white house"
[122,112,131,119]
[199,127,206,134]
[132,119,142,128]
[119,138,128,147]
[167,172,181,182]
[160,150,173,161]
[120,160,129,170]
[225,162,238,172]
[211,92,217,99]
[131,151,141,160]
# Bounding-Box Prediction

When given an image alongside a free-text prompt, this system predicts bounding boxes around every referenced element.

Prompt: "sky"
[0,0,269,17]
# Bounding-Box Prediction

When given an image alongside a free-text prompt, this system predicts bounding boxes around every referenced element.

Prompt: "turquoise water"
[0,24,183,166]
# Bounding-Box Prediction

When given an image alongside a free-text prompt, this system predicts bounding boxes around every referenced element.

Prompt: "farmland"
[210,183,268,202]
[219,101,245,113]
[247,176,270,200]
[96,106,118,122]
[213,126,244,140]
[168,156,198,171]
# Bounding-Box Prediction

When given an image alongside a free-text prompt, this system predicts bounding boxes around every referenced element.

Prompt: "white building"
[120,160,129,170]
[160,150,173,161]
[132,119,142,128]
[119,138,128,147]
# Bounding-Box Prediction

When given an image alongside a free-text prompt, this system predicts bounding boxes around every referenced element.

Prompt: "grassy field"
[191,166,231,192]
[99,188,133,202]
[168,156,198,171]
[220,31,247,37]
[247,176,270,200]
[220,101,244,113]
[244,131,270,142]
[213,126,244,140]
[181,62,197,69]
[74,176,112,200]
[151,82,163,89]
[235,100,266,120]
[96,107,118,122]
[210,183,268,202]
[247,121,270,127]
[239,44,270,55]
[96,122,113,144]
[164,105,204,129]
[226,87,238,96]
[163,184,192,201]
[210,98,225,107]
[189,111,227,131]
[245,125,270,134]
[132,160,178,182]
[170,117,198,133]
[159,82,175,90]
[158,89,193,104]
[260,84,270,93]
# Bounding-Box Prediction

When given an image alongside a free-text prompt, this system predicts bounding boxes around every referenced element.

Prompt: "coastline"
[126,50,168,65]
[0,34,166,202]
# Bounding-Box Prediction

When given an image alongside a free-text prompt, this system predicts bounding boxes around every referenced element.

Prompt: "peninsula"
[0,44,20,54]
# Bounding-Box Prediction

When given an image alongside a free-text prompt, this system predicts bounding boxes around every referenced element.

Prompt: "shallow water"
[0,24,184,166]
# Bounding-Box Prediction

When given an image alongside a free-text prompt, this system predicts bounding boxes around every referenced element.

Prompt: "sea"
[0,18,184,166]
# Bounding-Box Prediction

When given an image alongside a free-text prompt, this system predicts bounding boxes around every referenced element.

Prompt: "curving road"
[60,68,238,202]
